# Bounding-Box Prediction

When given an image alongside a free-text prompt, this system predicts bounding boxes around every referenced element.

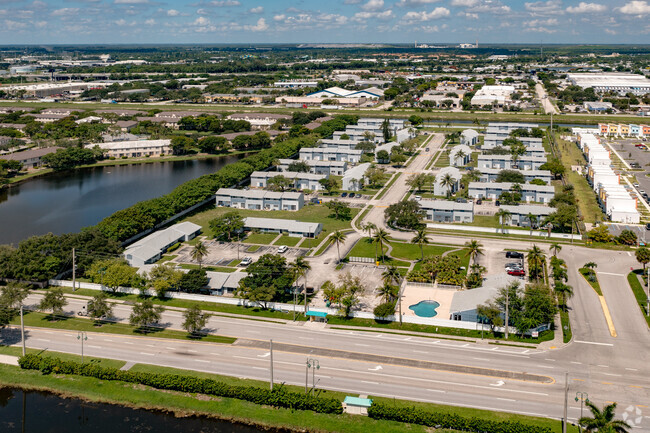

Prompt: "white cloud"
[353,9,394,20]
[361,0,384,12]
[166,9,180,16]
[465,0,511,14]
[4,19,27,30]
[619,1,650,15]
[451,0,478,6]
[524,17,559,26]
[273,14,286,21]
[247,17,268,31]
[208,0,240,6]
[604,28,617,34]
[395,0,441,7]
[401,7,450,22]
[51,8,80,16]
[114,18,127,25]
[249,6,263,13]
[525,0,564,14]
[114,0,150,4]
[566,2,606,13]
[344,0,362,3]
[194,16,210,26]
[145,18,155,25]
[458,11,479,18]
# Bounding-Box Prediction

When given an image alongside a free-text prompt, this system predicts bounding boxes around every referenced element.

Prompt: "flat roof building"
[215,188,304,211]
[124,222,201,267]
[250,171,326,191]
[419,199,474,223]
[500,205,557,227]
[567,73,650,96]
[276,158,347,176]
[85,139,171,158]
[478,168,552,184]
[243,217,322,238]
[468,182,555,204]
[299,147,363,164]
[342,163,370,192]
[477,155,547,171]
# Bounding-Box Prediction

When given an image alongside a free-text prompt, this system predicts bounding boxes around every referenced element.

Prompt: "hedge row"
[19,354,343,414]
[96,134,319,242]
[368,402,552,433]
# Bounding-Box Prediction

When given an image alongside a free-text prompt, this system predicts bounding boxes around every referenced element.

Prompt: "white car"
[277,245,288,254]
[240,257,252,266]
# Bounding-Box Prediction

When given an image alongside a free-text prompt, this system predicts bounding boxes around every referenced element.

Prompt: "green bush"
[166,242,181,252]
[19,354,342,415]
[368,402,551,433]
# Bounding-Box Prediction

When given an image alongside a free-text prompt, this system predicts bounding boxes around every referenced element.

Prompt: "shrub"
[368,402,551,433]
[166,242,181,252]
[373,302,396,318]
[19,354,342,415]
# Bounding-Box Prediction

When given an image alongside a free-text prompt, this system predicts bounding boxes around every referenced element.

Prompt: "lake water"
[0,156,245,245]
[0,387,266,433]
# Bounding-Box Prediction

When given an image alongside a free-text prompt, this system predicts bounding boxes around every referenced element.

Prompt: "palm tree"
[439,173,456,198]
[495,208,512,233]
[550,242,562,257]
[554,282,574,311]
[455,149,467,167]
[331,231,347,264]
[527,245,546,281]
[191,241,208,269]
[373,229,390,264]
[363,222,377,262]
[526,213,538,237]
[382,265,402,286]
[464,239,484,266]
[411,227,429,261]
[377,282,398,303]
[292,257,312,314]
[579,401,630,433]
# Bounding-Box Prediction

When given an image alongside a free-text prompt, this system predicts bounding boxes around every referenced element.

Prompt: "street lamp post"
[77,331,88,363]
[305,358,320,394]
[575,392,589,431]
[20,304,25,356]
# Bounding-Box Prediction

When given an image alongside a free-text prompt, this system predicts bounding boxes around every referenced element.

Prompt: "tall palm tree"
[550,243,562,257]
[455,149,467,167]
[382,265,402,286]
[373,229,390,264]
[527,245,546,281]
[464,239,484,266]
[292,257,312,314]
[439,173,456,198]
[526,213,538,237]
[331,231,346,264]
[377,282,398,303]
[411,227,429,261]
[495,208,512,233]
[579,401,630,433]
[191,241,208,269]
[553,282,574,311]
[363,222,377,262]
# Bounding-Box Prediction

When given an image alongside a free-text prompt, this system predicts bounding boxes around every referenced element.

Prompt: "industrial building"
[567,73,650,96]
[470,85,515,106]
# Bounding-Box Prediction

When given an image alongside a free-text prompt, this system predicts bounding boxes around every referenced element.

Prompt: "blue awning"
[344,396,373,407]
[306,310,328,318]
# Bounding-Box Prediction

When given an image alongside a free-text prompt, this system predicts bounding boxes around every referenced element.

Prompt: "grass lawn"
[157,254,177,263]
[389,242,458,261]
[0,346,126,369]
[185,204,359,238]
[273,235,302,247]
[627,270,650,327]
[346,238,410,267]
[560,310,572,343]
[300,235,325,249]
[579,268,603,295]
[9,311,236,344]
[246,245,261,252]
[57,287,306,322]
[178,264,236,273]
[243,233,278,245]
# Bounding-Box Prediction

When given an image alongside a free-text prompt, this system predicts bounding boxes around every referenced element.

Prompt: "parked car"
[310,197,321,204]
[476,199,482,205]
[277,245,288,254]
[240,257,253,266]
[425,147,430,152]
[646,223,650,230]
[634,183,640,188]
[415,195,422,201]
[507,269,525,277]
[505,251,524,259]
[341,192,348,198]
[495,200,500,206]
[348,193,355,198]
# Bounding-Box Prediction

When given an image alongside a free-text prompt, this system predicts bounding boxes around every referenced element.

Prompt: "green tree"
[527,245,546,282]
[291,256,312,313]
[331,231,347,263]
[616,229,637,246]
[411,227,430,261]
[319,177,339,194]
[178,268,209,293]
[88,258,139,293]
[170,136,196,155]
[408,115,424,126]
[376,149,390,163]
[477,302,504,333]
[579,401,630,433]
[587,225,613,243]
[87,292,113,322]
[464,239,484,266]
[337,272,364,317]
[0,282,29,309]
[554,281,574,311]
[191,241,208,268]
[39,287,67,317]
[550,242,562,257]
[365,166,387,188]
[239,254,294,302]
[376,283,398,303]
[636,247,650,270]
[382,265,402,286]
[209,212,245,241]
[495,208,512,232]
[373,229,390,264]
[182,304,209,335]
[148,263,183,298]
[374,301,396,319]
[288,161,310,172]
[381,119,392,141]
[129,299,164,333]
[325,200,351,220]
[390,153,407,166]
[267,175,294,192]
[540,158,566,179]
[496,169,525,183]
[439,173,456,198]
[385,200,424,230]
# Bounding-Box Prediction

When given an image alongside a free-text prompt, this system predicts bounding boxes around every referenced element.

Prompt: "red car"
[507,269,525,276]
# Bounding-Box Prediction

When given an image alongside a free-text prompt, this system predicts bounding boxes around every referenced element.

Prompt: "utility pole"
[563,372,569,433]
[72,247,76,292]
[398,292,403,325]
[505,288,510,339]
[305,357,309,393]
[20,304,25,356]
[77,331,87,363]
[269,339,274,391]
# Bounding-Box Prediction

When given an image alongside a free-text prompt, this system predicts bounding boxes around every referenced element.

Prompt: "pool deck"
[402,285,455,319]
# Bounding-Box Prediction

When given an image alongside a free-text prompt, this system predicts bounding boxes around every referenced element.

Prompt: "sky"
[0,0,649,45]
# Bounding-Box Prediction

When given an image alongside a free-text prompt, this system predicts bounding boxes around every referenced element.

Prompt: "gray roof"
[277,158,347,167]
[300,147,363,155]
[500,205,557,216]
[206,271,248,290]
[125,222,201,262]
[478,154,547,162]
[2,146,62,161]
[342,162,371,180]
[468,182,555,193]
[216,188,303,200]
[449,274,521,313]
[419,199,474,211]
[461,129,479,139]
[479,168,552,177]
[244,217,321,233]
[251,171,325,181]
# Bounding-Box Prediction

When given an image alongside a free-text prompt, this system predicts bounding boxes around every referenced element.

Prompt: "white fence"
[49,279,483,331]
[426,223,582,240]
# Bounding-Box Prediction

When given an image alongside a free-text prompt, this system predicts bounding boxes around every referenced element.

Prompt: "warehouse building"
[567,73,650,96]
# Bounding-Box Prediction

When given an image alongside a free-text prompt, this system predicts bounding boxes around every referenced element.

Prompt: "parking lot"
[309,262,387,310]
[174,240,307,267]
[484,248,528,279]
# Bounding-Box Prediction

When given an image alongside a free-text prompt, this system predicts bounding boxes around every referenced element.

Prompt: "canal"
[0,156,246,245]
[0,387,266,433]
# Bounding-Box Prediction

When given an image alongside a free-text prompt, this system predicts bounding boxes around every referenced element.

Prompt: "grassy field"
[579,268,603,295]
[184,204,359,238]
[9,311,236,344]
[243,233,279,245]
[627,270,650,327]
[273,235,302,247]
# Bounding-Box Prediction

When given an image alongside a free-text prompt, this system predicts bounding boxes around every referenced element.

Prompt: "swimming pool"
[409,300,440,318]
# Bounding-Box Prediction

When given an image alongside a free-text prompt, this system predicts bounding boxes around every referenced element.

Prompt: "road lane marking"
[602,373,622,377]
[497,398,516,402]
[536,365,555,369]
[362,381,380,384]
[86,345,101,349]
[570,361,582,364]
[426,389,446,393]
[473,358,490,361]
[599,272,625,276]
[601,382,613,385]
[572,379,585,382]
[355,344,370,347]
[574,341,613,346]
[139,352,154,356]
[233,355,262,361]
[195,360,210,363]
[165,347,176,350]
[35,338,50,342]
[597,365,609,368]
[413,350,429,354]
[104,339,113,342]
[252,367,266,371]
[626,368,638,371]
[545,359,556,362]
